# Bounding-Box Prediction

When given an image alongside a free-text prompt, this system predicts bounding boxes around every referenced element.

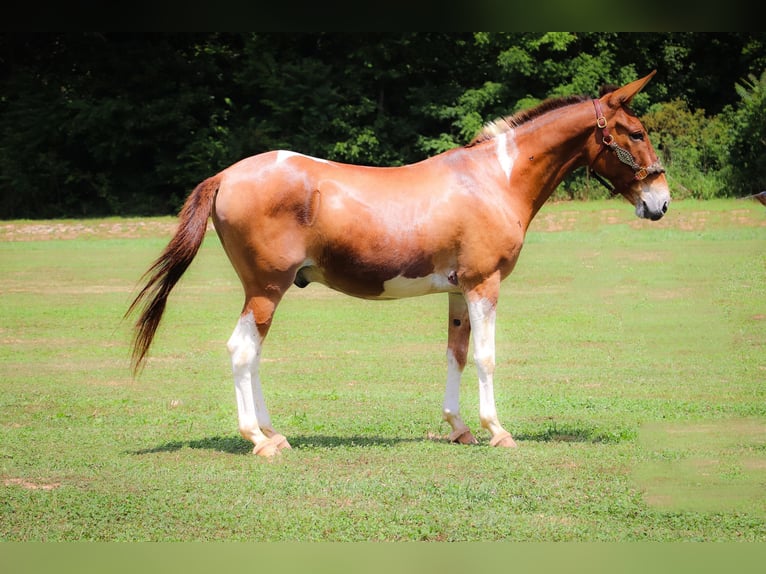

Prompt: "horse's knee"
[473,351,495,377]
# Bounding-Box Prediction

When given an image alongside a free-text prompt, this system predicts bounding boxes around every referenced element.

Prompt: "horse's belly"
[377,273,456,299]
[295,264,456,300]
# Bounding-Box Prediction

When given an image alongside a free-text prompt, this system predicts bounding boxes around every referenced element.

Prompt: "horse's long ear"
[606,70,656,108]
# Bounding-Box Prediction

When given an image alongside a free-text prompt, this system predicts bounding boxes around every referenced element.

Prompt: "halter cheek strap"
[591,99,665,184]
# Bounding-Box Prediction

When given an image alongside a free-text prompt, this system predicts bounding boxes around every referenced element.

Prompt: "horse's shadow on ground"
[130,435,417,456]
[130,426,622,456]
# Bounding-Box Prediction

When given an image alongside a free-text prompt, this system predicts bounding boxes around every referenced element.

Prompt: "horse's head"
[588,71,670,221]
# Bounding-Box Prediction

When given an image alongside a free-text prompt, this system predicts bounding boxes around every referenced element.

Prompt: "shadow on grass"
[515,424,634,444]
[130,436,253,455]
[130,424,631,456]
[130,434,423,456]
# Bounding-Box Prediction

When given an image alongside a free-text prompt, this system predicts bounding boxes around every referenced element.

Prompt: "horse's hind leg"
[442,293,478,444]
[228,293,291,457]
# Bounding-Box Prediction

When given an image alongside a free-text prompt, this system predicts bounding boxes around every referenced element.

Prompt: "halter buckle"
[634,167,648,180]
[596,116,607,129]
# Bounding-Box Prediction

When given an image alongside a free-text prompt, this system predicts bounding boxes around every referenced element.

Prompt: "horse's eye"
[630,131,645,141]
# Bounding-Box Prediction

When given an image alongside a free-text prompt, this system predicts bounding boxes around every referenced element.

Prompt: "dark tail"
[125,174,222,374]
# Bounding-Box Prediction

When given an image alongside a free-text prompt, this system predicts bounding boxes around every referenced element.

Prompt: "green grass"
[1,199,764,541]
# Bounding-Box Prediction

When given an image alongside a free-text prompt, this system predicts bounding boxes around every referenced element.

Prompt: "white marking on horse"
[466,297,503,435]
[227,311,272,441]
[495,131,518,181]
[380,273,457,298]
[442,349,462,424]
[275,150,299,164]
[276,150,331,165]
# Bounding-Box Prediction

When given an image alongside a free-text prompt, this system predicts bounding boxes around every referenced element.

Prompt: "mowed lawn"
[0,199,764,541]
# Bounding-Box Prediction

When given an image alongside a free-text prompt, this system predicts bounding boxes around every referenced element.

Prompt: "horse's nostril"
[661,201,668,214]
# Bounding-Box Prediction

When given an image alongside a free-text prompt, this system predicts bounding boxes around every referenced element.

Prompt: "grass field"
[0,198,764,541]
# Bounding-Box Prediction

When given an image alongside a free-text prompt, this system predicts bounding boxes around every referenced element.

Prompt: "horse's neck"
[508,103,594,224]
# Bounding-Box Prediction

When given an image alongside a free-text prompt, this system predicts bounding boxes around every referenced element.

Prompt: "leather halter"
[590,99,665,193]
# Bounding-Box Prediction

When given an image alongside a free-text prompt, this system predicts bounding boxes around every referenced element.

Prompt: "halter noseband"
[590,99,665,193]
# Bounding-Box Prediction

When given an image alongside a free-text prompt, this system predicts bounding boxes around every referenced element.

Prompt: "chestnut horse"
[127,71,669,457]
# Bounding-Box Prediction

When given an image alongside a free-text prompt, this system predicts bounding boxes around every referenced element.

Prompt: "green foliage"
[724,70,766,195]
[641,99,730,199]
[0,34,242,217]
[1,33,765,217]
[417,80,505,153]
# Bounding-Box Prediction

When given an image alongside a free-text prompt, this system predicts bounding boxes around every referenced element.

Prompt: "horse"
[126,71,670,457]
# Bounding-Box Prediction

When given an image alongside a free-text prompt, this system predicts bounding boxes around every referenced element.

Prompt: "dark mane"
[466,93,591,147]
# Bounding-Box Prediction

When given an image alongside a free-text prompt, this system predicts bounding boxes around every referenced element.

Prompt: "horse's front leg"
[442,292,477,444]
[465,277,517,448]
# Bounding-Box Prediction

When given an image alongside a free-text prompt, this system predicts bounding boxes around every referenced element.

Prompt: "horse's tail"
[125,174,222,374]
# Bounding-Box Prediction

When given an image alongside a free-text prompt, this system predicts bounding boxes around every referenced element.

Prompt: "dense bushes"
[639,71,766,200]
[1,33,764,218]
[724,70,766,195]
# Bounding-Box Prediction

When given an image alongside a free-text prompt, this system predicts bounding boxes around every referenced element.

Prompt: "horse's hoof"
[252,434,289,457]
[489,431,518,448]
[271,434,292,451]
[449,428,478,445]
[252,442,280,458]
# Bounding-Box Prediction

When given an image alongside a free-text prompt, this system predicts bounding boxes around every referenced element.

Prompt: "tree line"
[1,32,764,219]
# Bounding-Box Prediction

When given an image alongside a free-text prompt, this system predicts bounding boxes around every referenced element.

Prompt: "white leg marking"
[442,350,464,430]
[227,311,270,443]
[466,297,505,436]
[252,373,273,433]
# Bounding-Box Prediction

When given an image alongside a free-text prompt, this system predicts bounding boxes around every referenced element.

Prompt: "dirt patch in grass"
[2,202,763,241]
[4,477,61,491]
[628,207,766,230]
[0,219,215,241]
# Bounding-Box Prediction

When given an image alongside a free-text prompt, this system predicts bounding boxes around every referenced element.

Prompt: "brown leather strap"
[592,99,614,145]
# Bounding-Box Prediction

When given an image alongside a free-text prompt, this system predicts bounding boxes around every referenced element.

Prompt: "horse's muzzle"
[636,187,670,221]
[638,199,668,221]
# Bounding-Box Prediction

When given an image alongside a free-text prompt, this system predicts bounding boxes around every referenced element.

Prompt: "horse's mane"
[466,92,600,147]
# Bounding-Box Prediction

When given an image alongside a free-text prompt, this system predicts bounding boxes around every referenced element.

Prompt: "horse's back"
[215,147,474,208]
